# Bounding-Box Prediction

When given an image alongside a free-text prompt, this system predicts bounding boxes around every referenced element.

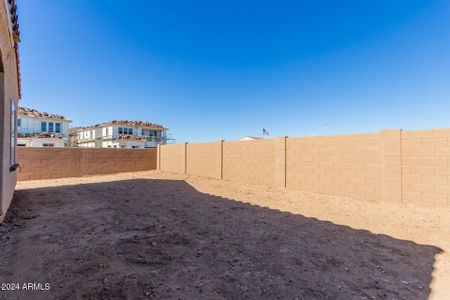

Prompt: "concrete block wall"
[222,139,280,186]
[401,129,450,206]
[159,143,186,174]
[287,133,381,201]
[186,141,222,179]
[380,130,402,203]
[17,148,157,181]
[158,128,450,207]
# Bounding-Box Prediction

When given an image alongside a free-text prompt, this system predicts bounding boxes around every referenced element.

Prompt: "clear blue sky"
[18,0,450,143]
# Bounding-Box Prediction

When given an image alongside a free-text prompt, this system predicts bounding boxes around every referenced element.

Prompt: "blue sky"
[18,0,450,142]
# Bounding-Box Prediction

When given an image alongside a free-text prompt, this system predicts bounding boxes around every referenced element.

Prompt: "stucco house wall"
[0,0,20,222]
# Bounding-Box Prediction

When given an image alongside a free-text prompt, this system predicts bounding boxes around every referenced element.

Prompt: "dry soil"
[0,171,449,299]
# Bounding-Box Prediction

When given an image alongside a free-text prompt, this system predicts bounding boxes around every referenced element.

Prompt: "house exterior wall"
[17,114,71,148]
[76,124,167,148]
[17,115,70,136]
[17,148,157,181]
[0,1,20,222]
[17,137,65,148]
[102,140,146,149]
[78,142,96,148]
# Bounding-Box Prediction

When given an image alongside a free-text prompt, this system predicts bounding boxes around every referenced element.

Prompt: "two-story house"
[17,107,72,147]
[75,120,169,148]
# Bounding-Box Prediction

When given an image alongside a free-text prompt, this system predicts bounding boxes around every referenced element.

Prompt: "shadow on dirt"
[0,179,442,299]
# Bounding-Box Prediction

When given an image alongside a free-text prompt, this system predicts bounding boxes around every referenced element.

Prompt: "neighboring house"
[0,0,21,222]
[17,107,72,147]
[67,126,82,147]
[239,136,263,141]
[75,120,170,148]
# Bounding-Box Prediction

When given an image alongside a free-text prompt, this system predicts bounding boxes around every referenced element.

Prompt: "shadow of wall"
[0,179,442,299]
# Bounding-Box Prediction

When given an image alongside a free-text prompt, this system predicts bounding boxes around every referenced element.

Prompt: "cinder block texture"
[223,139,281,186]
[380,130,402,203]
[159,144,186,174]
[401,128,450,207]
[287,133,381,202]
[17,148,157,181]
[187,142,222,179]
[158,129,450,207]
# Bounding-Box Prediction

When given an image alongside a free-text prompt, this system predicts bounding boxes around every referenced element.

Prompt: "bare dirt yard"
[1,171,449,299]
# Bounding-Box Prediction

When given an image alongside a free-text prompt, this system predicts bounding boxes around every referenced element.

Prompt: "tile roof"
[5,0,21,97]
[116,135,146,141]
[78,120,166,131]
[18,133,63,139]
[69,126,83,135]
[18,107,69,120]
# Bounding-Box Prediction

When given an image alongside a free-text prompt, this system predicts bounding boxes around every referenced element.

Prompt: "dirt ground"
[1,171,449,299]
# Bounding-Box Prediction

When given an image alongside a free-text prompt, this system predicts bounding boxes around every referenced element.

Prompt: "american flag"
[263,128,269,136]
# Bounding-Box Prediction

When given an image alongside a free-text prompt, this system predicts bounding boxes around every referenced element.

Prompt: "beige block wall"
[287,133,381,201]
[159,143,186,174]
[401,129,450,207]
[17,148,157,181]
[223,139,283,186]
[186,141,222,179]
[380,130,402,203]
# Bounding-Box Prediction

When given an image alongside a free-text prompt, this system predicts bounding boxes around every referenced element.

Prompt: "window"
[48,122,54,132]
[119,127,133,135]
[17,118,21,127]
[41,121,47,132]
[55,122,61,133]
[43,143,54,147]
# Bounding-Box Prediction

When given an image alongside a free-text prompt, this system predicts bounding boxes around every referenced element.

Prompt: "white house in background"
[239,136,263,141]
[75,120,170,148]
[17,107,72,147]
